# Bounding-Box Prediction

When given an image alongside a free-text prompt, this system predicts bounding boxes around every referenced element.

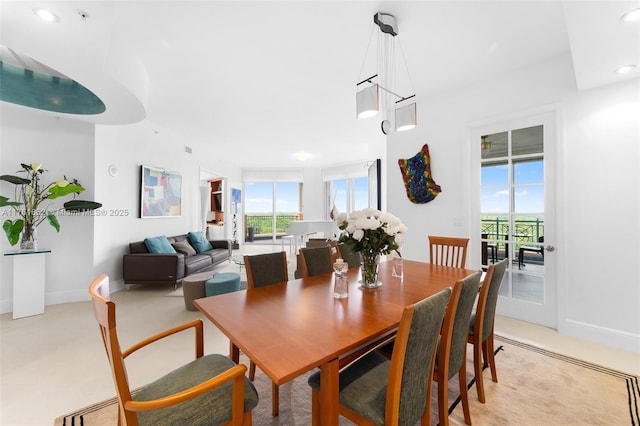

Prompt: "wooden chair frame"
[467,260,507,403]
[428,236,469,268]
[89,274,252,426]
[243,252,289,417]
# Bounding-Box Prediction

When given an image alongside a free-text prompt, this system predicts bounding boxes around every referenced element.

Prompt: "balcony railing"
[244,213,302,240]
[481,218,544,243]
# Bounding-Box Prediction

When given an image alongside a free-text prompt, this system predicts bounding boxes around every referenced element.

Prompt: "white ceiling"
[1,1,638,169]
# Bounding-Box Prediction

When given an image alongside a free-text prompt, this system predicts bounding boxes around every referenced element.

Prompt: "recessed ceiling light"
[615,65,636,74]
[33,8,59,23]
[620,8,640,23]
[294,152,311,161]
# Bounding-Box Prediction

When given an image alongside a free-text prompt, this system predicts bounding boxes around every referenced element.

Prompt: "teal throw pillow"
[144,236,177,254]
[188,231,213,253]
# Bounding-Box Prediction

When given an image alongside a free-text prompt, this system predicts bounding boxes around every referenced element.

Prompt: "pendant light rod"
[357,74,413,103]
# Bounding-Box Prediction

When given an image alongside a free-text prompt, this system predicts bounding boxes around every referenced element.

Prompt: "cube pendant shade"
[395,102,417,131]
[356,84,379,118]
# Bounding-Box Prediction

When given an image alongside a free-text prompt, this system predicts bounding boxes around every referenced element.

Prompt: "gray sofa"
[123,234,232,286]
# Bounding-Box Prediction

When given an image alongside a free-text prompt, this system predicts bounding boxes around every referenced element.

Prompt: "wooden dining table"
[194,259,477,425]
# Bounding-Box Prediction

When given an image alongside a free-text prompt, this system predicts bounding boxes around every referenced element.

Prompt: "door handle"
[545,245,555,252]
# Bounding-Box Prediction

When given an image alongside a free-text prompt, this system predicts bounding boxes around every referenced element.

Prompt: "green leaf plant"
[0,163,102,246]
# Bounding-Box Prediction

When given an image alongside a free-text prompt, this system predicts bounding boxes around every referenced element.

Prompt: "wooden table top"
[194,259,477,385]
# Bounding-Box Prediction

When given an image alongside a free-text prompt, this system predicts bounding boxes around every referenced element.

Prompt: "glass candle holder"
[333,259,349,299]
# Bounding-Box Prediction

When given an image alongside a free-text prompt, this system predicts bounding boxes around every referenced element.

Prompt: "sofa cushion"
[188,231,213,253]
[144,236,177,254]
[184,254,214,276]
[172,240,196,256]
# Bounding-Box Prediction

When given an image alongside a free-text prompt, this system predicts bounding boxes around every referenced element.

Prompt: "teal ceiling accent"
[0,49,105,115]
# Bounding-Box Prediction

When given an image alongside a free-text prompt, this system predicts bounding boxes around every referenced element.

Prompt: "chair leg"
[459,358,472,425]
[437,373,449,426]
[473,340,486,403]
[311,388,320,426]
[421,381,433,426]
[249,361,256,381]
[272,382,280,416]
[486,331,498,382]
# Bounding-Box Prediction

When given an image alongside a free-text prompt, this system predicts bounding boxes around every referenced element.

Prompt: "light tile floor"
[1,244,638,426]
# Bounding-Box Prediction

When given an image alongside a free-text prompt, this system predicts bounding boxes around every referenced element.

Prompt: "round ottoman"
[182,271,215,311]
[205,272,241,297]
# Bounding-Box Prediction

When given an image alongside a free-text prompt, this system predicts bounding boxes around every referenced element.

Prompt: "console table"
[4,249,51,319]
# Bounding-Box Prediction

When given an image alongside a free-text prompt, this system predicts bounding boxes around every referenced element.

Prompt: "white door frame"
[470,108,558,328]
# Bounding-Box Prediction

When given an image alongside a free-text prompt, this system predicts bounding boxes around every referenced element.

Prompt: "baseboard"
[0,278,127,315]
[559,318,640,354]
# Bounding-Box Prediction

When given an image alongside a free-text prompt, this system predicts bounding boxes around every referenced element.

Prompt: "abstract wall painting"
[140,165,182,218]
[398,144,442,204]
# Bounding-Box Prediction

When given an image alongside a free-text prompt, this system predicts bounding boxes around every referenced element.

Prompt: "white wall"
[94,121,242,294]
[386,54,639,352]
[560,80,640,350]
[1,105,97,311]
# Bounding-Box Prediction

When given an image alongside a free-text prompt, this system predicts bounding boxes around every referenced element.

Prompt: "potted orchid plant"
[0,162,102,250]
[335,208,407,287]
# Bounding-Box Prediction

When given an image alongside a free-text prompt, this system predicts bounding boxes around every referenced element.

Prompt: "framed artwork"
[140,165,182,218]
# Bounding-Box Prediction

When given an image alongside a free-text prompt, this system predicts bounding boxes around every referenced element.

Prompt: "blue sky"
[481,160,544,214]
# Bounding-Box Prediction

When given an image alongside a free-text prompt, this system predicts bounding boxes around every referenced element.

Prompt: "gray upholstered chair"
[435,271,482,426]
[243,251,289,416]
[307,288,451,425]
[468,258,508,403]
[244,251,289,288]
[88,274,258,426]
[336,243,362,269]
[299,245,334,277]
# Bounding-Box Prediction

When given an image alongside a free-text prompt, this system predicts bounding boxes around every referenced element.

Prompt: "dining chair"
[243,251,289,416]
[434,271,482,426]
[299,245,335,277]
[468,258,508,403]
[307,288,452,426]
[336,243,362,269]
[518,236,544,269]
[88,274,258,426]
[428,235,470,268]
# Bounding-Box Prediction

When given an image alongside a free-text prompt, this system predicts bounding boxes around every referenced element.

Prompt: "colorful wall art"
[140,165,182,218]
[398,144,442,204]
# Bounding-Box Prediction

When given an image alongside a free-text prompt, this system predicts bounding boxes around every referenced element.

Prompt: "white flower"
[55,179,69,187]
[31,163,42,171]
[352,229,364,241]
[336,212,347,224]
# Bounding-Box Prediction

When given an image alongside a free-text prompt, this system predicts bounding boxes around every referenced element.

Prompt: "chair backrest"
[439,271,482,379]
[386,288,451,425]
[299,245,334,277]
[88,274,136,425]
[428,235,469,268]
[244,251,289,288]
[336,243,361,269]
[475,259,508,341]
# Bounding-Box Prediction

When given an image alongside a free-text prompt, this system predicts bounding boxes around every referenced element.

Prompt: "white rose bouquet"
[335,208,407,257]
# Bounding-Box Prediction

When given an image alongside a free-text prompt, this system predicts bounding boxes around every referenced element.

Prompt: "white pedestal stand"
[4,249,51,319]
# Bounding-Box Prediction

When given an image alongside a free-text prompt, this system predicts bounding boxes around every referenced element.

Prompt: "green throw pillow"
[187,231,213,253]
[144,236,177,254]
[172,240,196,256]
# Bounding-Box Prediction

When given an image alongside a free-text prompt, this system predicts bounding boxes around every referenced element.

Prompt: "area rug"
[166,281,248,297]
[54,336,639,425]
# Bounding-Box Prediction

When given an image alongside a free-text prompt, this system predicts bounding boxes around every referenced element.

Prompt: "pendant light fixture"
[356,13,417,133]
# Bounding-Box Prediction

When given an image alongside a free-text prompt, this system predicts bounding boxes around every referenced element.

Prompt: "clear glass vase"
[20,223,37,251]
[360,252,382,288]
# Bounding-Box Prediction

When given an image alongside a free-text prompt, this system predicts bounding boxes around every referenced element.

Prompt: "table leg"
[229,342,240,363]
[319,358,339,425]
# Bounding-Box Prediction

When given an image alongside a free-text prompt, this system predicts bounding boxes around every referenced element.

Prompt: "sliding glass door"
[244,181,301,242]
